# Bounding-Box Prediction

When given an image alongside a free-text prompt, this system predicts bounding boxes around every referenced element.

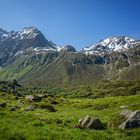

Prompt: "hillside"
[0,85,140,140]
[0,27,140,87]
[0,47,140,87]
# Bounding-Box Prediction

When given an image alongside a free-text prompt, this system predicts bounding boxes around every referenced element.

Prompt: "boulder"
[119,110,140,129]
[120,105,128,110]
[120,109,132,118]
[25,95,34,101]
[24,106,34,111]
[74,115,103,129]
[25,95,41,102]
[10,106,20,111]
[0,102,6,108]
[37,94,47,98]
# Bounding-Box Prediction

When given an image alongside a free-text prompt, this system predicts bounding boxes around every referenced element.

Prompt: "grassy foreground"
[0,91,140,140]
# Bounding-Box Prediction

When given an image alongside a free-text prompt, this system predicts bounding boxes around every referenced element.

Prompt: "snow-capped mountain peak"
[12,27,41,40]
[0,28,8,39]
[56,45,76,52]
[49,41,76,52]
[0,27,42,40]
[0,27,77,57]
[82,36,140,55]
[99,36,136,51]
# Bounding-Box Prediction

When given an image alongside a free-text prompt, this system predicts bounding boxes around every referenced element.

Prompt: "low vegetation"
[0,80,140,139]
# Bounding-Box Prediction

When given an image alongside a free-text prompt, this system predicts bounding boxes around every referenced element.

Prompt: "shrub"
[40,102,57,112]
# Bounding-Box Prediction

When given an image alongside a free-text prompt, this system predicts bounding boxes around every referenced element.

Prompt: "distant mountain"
[56,45,76,52]
[0,27,76,67]
[0,27,54,48]
[0,27,140,87]
[0,28,8,40]
[82,36,140,55]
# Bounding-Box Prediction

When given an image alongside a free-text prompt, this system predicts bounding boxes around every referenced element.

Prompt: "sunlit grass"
[0,91,140,140]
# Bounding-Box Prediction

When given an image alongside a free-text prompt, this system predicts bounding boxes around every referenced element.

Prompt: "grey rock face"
[120,109,132,118]
[25,95,42,102]
[119,110,140,129]
[10,106,20,111]
[74,115,103,129]
[24,106,34,111]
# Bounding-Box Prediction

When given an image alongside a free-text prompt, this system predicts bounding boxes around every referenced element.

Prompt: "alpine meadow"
[0,0,140,140]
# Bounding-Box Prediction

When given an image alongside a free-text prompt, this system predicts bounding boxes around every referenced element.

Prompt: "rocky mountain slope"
[82,36,140,55]
[0,27,140,87]
[0,27,76,67]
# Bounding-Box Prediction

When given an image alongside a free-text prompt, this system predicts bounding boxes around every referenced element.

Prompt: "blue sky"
[0,0,140,50]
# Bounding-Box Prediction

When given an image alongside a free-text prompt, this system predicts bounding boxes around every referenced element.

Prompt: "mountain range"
[0,27,140,87]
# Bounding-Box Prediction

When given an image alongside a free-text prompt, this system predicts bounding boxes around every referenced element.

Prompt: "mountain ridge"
[1,27,140,54]
[0,27,140,87]
[82,36,140,55]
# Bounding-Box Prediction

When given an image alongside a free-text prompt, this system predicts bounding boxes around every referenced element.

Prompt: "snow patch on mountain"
[82,36,140,55]
[14,50,24,56]
[0,28,8,39]
[0,27,77,54]
[56,45,76,52]
[12,27,39,40]
[56,46,63,51]
[33,47,56,52]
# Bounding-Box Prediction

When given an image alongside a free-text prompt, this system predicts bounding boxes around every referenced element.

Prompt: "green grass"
[56,80,140,98]
[0,91,140,140]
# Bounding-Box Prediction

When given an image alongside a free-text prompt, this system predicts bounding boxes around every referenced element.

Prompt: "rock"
[74,115,103,129]
[119,110,140,129]
[73,124,81,128]
[37,94,47,98]
[0,102,6,108]
[24,106,34,111]
[81,115,91,128]
[25,95,34,101]
[10,106,20,111]
[120,105,128,110]
[120,109,132,118]
[25,95,41,102]
[87,118,103,129]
